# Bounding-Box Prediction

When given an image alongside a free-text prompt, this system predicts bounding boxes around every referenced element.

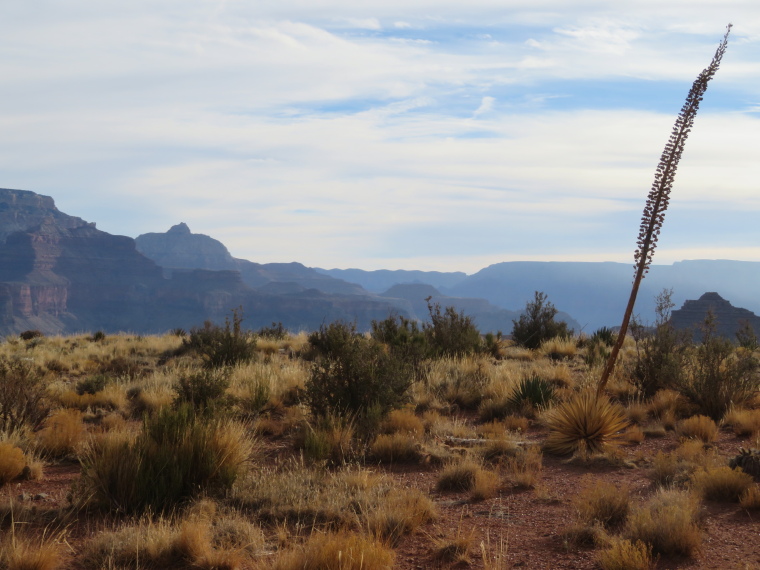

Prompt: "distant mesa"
[671,292,760,339]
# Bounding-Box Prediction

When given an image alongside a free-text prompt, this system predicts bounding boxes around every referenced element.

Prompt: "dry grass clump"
[504,445,542,489]
[690,465,754,502]
[436,458,500,499]
[739,485,760,510]
[79,512,262,569]
[273,531,394,570]
[0,442,28,486]
[722,407,760,436]
[364,488,437,545]
[370,433,422,464]
[380,409,424,436]
[543,392,628,456]
[572,476,631,529]
[424,356,492,410]
[233,464,387,529]
[479,436,520,464]
[432,532,473,564]
[539,337,577,360]
[676,414,718,443]
[296,417,355,464]
[596,538,654,570]
[0,532,63,570]
[624,488,702,558]
[648,390,688,421]
[35,408,86,458]
[649,439,714,488]
[625,401,649,425]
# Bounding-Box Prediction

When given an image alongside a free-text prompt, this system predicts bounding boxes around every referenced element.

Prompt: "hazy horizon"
[3,3,760,273]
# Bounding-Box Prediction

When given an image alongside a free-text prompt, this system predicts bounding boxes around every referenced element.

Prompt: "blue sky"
[1,2,759,272]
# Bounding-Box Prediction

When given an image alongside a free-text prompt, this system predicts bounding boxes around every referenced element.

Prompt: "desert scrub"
[273,531,394,570]
[174,367,231,410]
[370,433,422,464]
[543,392,628,456]
[572,476,631,529]
[35,408,85,458]
[183,308,256,369]
[624,488,702,558]
[79,405,252,513]
[306,321,414,426]
[295,415,355,464]
[78,511,265,570]
[722,407,760,436]
[423,355,492,411]
[436,458,500,499]
[690,465,754,502]
[364,488,437,545]
[597,538,653,570]
[423,300,484,357]
[0,441,27,486]
[0,356,50,431]
[233,464,389,529]
[0,531,63,570]
[504,445,543,489]
[676,414,718,443]
[511,291,571,350]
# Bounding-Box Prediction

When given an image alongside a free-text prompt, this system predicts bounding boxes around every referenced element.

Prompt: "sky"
[1,2,759,274]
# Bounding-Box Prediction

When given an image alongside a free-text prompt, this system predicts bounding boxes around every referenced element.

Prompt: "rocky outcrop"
[671,292,760,340]
[136,225,368,296]
[0,189,409,335]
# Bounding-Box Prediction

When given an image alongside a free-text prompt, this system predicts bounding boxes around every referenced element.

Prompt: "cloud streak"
[0,2,757,272]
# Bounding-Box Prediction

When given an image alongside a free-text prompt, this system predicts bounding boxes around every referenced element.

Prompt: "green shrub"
[629,290,688,397]
[677,312,758,420]
[0,356,50,431]
[511,291,571,350]
[371,313,429,369]
[591,327,616,347]
[19,329,43,341]
[175,368,231,410]
[183,308,256,369]
[76,374,109,396]
[423,300,483,357]
[306,322,414,427]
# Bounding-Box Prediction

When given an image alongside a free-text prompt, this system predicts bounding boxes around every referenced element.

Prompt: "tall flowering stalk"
[597,25,732,396]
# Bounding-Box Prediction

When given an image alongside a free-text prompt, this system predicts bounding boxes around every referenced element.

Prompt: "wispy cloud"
[0,2,758,271]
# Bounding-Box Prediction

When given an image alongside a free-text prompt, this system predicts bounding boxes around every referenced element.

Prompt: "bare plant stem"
[597,25,731,396]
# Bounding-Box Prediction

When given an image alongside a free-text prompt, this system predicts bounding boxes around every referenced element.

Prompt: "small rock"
[34,493,50,501]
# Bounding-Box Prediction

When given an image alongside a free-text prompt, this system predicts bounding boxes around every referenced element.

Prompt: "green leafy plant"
[511,291,571,350]
[508,375,555,413]
[598,26,731,394]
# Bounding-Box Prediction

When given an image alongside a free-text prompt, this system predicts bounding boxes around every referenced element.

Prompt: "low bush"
[624,488,702,558]
[175,368,231,410]
[423,300,483,357]
[0,356,50,431]
[0,442,27,486]
[306,322,413,427]
[676,415,718,443]
[370,433,421,464]
[690,465,754,502]
[79,405,251,514]
[364,488,437,545]
[507,375,555,414]
[740,485,760,510]
[0,532,62,570]
[36,409,85,458]
[504,445,543,489]
[511,291,571,350]
[572,476,630,529]
[183,308,256,369]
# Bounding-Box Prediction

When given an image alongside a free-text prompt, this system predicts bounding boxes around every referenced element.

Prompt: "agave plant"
[544,392,629,456]
[597,25,732,395]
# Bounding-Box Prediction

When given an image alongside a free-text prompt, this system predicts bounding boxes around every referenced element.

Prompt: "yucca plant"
[544,392,629,456]
[597,25,731,395]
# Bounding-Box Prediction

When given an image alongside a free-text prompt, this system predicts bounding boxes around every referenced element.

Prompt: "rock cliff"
[671,292,760,340]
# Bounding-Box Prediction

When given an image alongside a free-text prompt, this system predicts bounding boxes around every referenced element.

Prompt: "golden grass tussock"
[539,336,577,360]
[690,465,754,502]
[504,445,543,489]
[596,538,654,570]
[0,442,27,486]
[380,409,424,436]
[625,401,649,425]
[35,408,86,458]
[676,414,718,443]
[722,407,760,436]
[436,458,500,499]
[433,533,473,564]
[0,532,63,570]
[623,425,645,445]
[543,392,628,456]
[739,484,760,510]
[273,531,394,570]
[370,433,422,464]
[624,488,702,558]
[648,389,687,420]
[572,476,631,529]
[364,488,437,545]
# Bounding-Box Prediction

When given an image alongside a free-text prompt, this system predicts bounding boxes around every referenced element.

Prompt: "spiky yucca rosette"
[543,392,629,456]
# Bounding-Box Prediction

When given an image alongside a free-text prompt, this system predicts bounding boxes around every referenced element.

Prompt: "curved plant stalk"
[597,25,732,396]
